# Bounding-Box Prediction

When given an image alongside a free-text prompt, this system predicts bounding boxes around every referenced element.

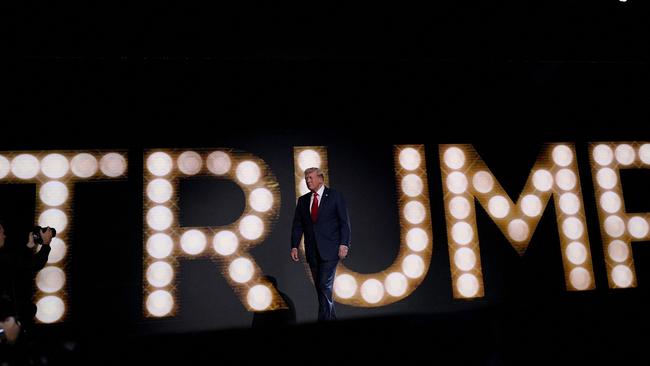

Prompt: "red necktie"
[311,192,319,223]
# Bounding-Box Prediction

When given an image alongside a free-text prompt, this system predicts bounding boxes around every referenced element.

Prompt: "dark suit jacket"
[291,187,351,264]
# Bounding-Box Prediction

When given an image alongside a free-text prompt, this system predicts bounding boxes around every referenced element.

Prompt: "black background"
[3,0,650,363]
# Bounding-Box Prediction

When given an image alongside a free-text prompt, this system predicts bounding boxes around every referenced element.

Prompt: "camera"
[32,226,56,245]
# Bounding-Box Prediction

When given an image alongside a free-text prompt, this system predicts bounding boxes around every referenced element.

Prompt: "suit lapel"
[317,187,330,220]
[304,194,312,219]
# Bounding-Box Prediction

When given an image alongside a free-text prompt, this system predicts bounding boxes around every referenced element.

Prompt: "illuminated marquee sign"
[2,142,649,321]
[0,151,128,323]
[439,144,595,298]
[292,146,434,306]
[589,143,650,289]
[143,149,285,317]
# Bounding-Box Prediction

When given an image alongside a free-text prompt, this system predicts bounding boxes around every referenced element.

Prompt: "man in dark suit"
[291,167,351,321]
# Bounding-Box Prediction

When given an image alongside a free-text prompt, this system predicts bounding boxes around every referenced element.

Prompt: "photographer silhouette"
[0,220,52,344]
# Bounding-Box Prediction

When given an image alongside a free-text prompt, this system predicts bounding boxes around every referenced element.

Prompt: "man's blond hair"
[304,167,324,179]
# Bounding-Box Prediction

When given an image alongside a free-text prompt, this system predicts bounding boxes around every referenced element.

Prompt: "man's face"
[305,171,324,192]
[0,225,5,249]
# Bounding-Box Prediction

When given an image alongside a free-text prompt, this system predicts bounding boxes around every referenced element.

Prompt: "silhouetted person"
[251,276,296,328]
[0,220,52,334]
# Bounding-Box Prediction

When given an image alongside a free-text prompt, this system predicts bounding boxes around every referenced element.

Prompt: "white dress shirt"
[310,185,325,209]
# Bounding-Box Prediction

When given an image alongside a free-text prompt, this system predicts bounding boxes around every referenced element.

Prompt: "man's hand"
[290,248,299,262]
[27,232,36,249]
[1,317,21,344]
[338,245,349,259]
